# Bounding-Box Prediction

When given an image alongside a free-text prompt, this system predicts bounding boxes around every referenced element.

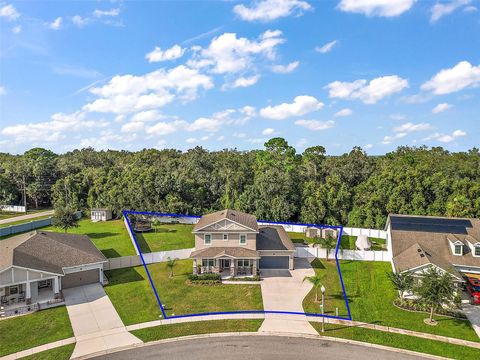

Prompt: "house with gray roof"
[386,214,480,287]
[0,231,107,314]
[190,209,295,277]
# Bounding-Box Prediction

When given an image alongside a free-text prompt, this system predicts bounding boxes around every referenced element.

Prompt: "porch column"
[25,281,31,300]
[193,259,198,274]
[99,268,104,284]
[230,261,236,277]
[53,277,59,295]
[252,259,258,276]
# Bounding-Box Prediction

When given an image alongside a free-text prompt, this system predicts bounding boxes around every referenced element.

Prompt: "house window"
[223,234,228,241]
[239,234,247,245]
[9,285,19,295]
[202,259,215,267]
[475,246,480,257]
[204,234,212,245]
[38,279,52,288]
[454,244,462,255]
[238,259,250,267]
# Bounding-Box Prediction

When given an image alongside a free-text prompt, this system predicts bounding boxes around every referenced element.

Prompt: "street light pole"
[321,285,326,333]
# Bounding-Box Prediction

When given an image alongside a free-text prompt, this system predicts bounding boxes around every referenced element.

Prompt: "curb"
[72,331,449,360]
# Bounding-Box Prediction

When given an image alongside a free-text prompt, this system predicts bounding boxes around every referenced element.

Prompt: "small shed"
[91,208,112,222]
[355,235,372,250]
[305,227,322,238]
[322,228,338,240]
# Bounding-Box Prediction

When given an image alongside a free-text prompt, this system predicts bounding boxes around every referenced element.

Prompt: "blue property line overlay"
[123,209,352,321]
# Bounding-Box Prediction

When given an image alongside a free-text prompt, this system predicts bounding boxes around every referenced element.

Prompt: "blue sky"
[0,0,479,155]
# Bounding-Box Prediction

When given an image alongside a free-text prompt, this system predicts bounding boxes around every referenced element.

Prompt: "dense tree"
[0,142,478,226]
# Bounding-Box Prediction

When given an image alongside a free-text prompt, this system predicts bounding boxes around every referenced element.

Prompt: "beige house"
[0,231,107,317]
[190,209,295,277]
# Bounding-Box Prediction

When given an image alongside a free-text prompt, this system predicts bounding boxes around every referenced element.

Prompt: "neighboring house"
[0,231,107,315]
[386,214,480,290]
[91,208,112,222]
[190,209,295,277]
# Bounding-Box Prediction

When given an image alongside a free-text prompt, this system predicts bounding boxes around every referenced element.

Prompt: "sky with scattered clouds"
[0,0,479,154]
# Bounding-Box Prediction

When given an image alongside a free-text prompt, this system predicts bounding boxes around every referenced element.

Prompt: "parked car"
[467,277,480,291]
[466,284,480,305]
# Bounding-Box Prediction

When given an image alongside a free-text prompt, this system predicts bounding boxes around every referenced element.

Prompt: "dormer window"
[474,245,480,257]
[454,244,463,256]
[223,234,228,241]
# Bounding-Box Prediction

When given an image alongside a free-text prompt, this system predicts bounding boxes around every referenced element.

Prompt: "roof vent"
[420,254,425,258]
[417,248,422,252]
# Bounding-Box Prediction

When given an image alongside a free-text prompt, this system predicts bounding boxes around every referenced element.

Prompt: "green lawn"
[0,306,73,357]
[105,259,263,325]
[131,319,263,342]
[287,231,310,244]
[21,344,75,360]
[311,323,480,360]
[43,219,136,258]
[0,215,52,228]
[0,209,51,221]
[135,224,195,253]
[303,259,479,342]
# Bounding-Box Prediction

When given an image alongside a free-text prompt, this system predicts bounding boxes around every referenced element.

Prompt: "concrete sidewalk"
[63,283,142,359]
[0,210,53,225]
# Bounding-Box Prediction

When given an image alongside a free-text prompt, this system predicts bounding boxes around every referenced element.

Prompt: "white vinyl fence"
[0,211,82,237]
[0,205,26,213]
[295,245,392,262]
[104,248,194,270]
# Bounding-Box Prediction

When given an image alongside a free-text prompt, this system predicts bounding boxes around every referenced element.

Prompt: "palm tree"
[303,275,323,302]
[152,218,161,233]
[166,257,178,278]
[387,271,414,299]
[415,267,455,324]
[319,235,337,261]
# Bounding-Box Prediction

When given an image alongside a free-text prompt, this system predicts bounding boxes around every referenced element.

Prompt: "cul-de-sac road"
[90,335,429,360]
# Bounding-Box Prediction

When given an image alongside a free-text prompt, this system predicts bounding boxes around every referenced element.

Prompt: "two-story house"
[189,209,295,277]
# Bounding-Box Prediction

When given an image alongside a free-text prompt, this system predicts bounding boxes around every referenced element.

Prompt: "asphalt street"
[90,335,430,360]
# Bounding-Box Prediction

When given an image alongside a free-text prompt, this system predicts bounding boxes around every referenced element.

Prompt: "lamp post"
[321,285,326,333]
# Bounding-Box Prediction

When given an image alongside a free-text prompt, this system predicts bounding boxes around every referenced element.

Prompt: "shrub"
[188,274,221,281]
[228,276,261,281]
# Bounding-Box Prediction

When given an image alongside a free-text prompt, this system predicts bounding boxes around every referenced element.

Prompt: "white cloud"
[262,127,275,135]
[1,111,108,143]
[382,132,407,144]
[297,138,309,147]
[233,0,312,22]
[48,17,62,30]
[186,137,197,144]
[424,129,466,143]
[93,8,120,17]
[131,110,164,122]
[188,117,223,132]
[84,65,213,114]
[146,120,188,136]
[72,15,88,27]
[389,113,406,120]
[393,122,432,133]
[327,75,408,104]
[430,0,470,22]
[121,121,144,133]
[334,108,352,117]
[338,0,415,17]
[260,95,324,120]
[0,86,6,95]
[315,40,337,54]
[295,119,335,131]
[0,4,20,21]
[421,61,480,95]
[239,105,256,118]
[365,144,373,149]
[145,45,185,63]
[432,103,453,114]
[12,25,21,34]
[271,61,299,74]
[188,30,285,74]
[226,74,261,89]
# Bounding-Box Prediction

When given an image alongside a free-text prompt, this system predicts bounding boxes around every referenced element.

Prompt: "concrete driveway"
[463,304,480,338]
[63,283,142,359]
[259,258,317,335]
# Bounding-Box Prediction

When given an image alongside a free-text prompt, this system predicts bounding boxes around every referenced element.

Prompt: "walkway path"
[0,210,53,225]
[63,283,142,359]
[258,258,317,335]
[462,304,480,338]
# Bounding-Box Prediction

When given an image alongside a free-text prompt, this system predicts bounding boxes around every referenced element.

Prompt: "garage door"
[62,269,99,289]
[260,256,289,269]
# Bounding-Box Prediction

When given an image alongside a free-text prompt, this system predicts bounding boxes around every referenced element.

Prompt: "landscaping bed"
[303,259,479,342]
[134,223,195,253]
[310,323,480,360]
[105,259,263,325]
[43,219,136,258]
[393,298,466,319]
[131,319,263,342]
[0,306,73,357]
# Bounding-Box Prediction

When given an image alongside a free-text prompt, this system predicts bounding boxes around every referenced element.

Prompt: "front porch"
[192,257,258,279]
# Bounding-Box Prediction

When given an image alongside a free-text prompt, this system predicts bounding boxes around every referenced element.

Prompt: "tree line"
[0,138,479,229]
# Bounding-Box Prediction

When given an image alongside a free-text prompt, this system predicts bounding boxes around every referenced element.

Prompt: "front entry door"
[219,259,231,270]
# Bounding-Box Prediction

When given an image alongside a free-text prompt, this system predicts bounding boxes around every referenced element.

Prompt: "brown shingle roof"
[193,209,259,232]
[257,226,295,251]
[190,247,260,259]
[389,214,480,277]
[0,231,107,274]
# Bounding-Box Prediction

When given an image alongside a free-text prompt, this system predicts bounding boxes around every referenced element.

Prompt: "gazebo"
[355,235,372,250]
